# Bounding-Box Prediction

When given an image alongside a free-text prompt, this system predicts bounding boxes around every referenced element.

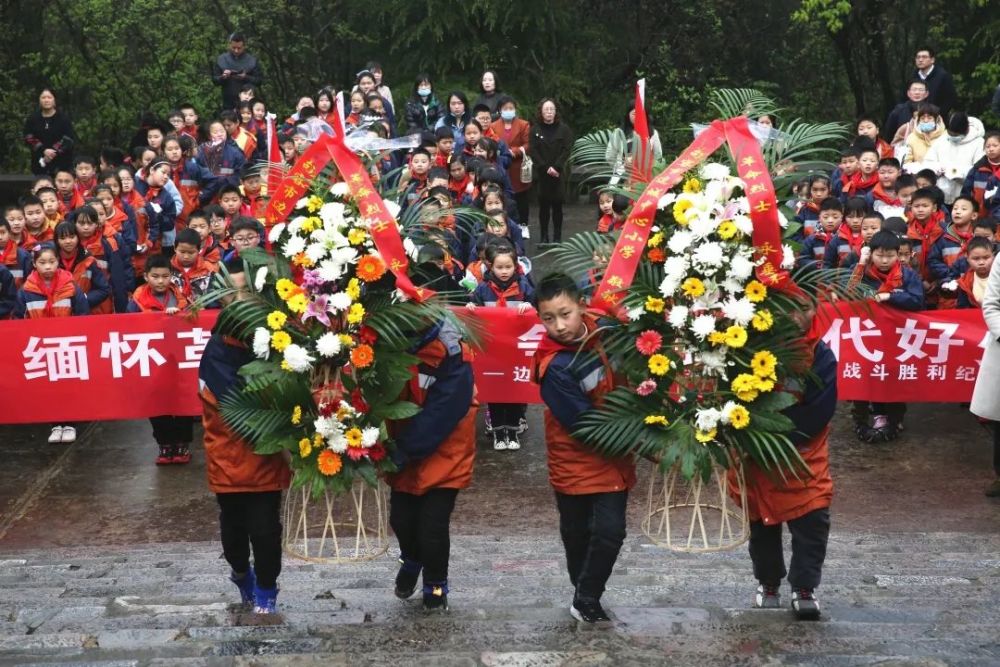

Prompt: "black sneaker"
[753,583,781,609]
[394,558,421,599]
[422,582,448,612]
[570,597,610,623]
[791,588,821,620]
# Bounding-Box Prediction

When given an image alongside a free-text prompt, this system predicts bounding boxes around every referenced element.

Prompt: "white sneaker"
[48,426,64,443]
[61,426,77,443]
[492,431,507,451]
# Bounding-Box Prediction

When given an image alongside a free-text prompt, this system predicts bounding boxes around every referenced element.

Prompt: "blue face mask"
[418,87,431,97]
[918,121,936,133]
[948,134,963,143]
[500,109,516,121]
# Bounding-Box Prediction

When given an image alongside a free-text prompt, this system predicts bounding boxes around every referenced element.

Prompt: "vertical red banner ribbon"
[263,133,336,227]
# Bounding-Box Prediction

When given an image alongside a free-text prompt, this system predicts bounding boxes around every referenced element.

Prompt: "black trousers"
[217,490,283,589]
[555,490,627,601]
[537,199,564,241]
[513,190,531,228]
[389,488,458,584]
[488,403,526,429]
[149,415,194,446]
[748,507,830,590]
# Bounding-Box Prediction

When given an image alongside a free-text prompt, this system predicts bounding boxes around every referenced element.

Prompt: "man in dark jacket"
[212,33,263,112]
[884,80,927,142]
[910,47,957,118]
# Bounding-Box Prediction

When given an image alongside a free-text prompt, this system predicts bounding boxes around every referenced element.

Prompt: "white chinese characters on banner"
[177,328,211,369]
[101,332,168,378]
[22,336,90,382]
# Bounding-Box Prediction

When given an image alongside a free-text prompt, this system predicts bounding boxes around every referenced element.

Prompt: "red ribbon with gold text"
[263,134,337,227]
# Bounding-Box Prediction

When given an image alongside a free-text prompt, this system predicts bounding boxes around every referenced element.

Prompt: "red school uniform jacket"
[126,283,189,313]
[169,254,216,300]
[1,240,33,289]
[16,269,88,319]
[56,189,85,217]
[60,249,112,314]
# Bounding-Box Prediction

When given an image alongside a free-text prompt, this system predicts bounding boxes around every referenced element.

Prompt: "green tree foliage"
[2,0,999,172]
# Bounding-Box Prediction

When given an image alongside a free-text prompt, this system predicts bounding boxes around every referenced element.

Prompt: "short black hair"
[878,157,901,170]
[910,187,938,205]
[411,147,430,160]
[966,236,995,255]
[973,218,997,234]
[862,210,884,222]
[435,126,454,141]
[73,155,96,168]
[54,221,77,239]
[840,146,862,160]
[218,184,243,199]
[896,174,917,190]
[175,228,201,249]
[947,111,970,136]
[882,217,907,235]
[868,230,901,252]
[230,216,260,235]
[953,194,979,212]
[19,194,42,209]
[188,209,209,223]
[427,167,448,182]
[844,196,870,217]
[611,194,630,215]
[819,198,844,213]
[536,272,582,304]
[144,254,171,273]
[472,103,491,115]
[915,46,935,58]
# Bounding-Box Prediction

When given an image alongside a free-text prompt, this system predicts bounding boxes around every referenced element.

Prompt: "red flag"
[633,79,652,182]
[265,113,283,197]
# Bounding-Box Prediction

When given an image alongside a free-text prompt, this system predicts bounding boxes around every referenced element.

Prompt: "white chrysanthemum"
[720,400,741,425]
[688,213,720,240]
[690,314,717,340]
[698,349,729,377]
[330,182,350,197]
[695,407,723,432]
[316,332,342,358]
[721,277,745,296]
[305,242,328,264]
[721,297,756,326]
[704,179,728,206]
[657,192,678,210]
[317,259,346,283]
[667,230,694,254]
[730,254,755,280]
[699,162,730,181]
[331,246,359,267]
[659,275,682,298]
[692,241,725,269]
[361,426,380,448]
[782,244,796,270]
[393,288,411,302]
[338,400,357,418]
[733,213,753,236]
[777,210,789,229]
[282,235,306,258]
[328,291,353,312]
[294,197,310,210]
[314,415,342,439]
[287,215,307,235]
[253,267,268,292]
[282,344,315,372]
[268,222,286,243]
[668,305,689,328]
[326,431,348,454]
[382,199,401,219]
[626,306,645,322]
[319,202,346,228]
[403,237,419,260]
[252,327,270,359]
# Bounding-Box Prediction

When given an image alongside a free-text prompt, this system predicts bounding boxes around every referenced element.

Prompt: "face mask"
[948,134,963,143]
[485,207,504,216]
[418,87,431,97]
[918,122,936,133]
[500,109,516,121]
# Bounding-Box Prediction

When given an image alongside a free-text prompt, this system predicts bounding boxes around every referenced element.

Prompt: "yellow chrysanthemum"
[298,437,312,458]
[724,325,748,348]
[681,277,705,298]
[683,178,701,193]
[717,220,738,240]
[313,433,324,448]
[300,217,317,234]
[271,331,292,352]
[751,351,778,379]
[754,377,775,393]
[280,360,292,372]
[276,278,297,300]
[695,428,717,443]
[267,311,288,330]
[347,228,368,245]
[745,280,768,303]
[306,195,323,213]
[291,405,302,425]
[347,303,366,324]
[648,354,670,376]
[751,309,774,332]
[729,405,750,429]
[644,415,669,426]
[731,373,759,402]
[286,293,308,314]
[647,232,664,248]
[345,427,363,448]
[338,334,355,348]
[346,278,361,300]
[645,296,665,313]
[673,199,692,225]
[708,331,727,346]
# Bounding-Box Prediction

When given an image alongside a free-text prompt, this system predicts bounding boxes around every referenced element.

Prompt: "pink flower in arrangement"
[635,330,663,356]
[302,294,332,327]
[636,379,658,396]
[346,447,366,461]
[302,269,325,287]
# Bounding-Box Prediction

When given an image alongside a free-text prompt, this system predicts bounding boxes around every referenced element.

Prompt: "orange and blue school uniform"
[470,272,534,308]
[841,171,878,201]
[532,314,636,495]
[597,213,625,234]
[14,231,38,253]
[172,158,219,230]
[961,156,1000,221]
[852,261,925,311]
[28,225,54,245]
[794,201,821,237]
[797,230,832,271]
[56,189,84,217]
[170,254,217,302]
[823,225,864,270]
[927,221,973,309]
[14,269,88,319]
[80,231,131,312]
[74,178,98,201]
[386,319,478,496]
[59,247,111,314]
[955,268,987,309]
[126,283,189,313]
[0,265,16,318]
[0,240,32,289]
[104,205,137,251]
[907,210,946,305]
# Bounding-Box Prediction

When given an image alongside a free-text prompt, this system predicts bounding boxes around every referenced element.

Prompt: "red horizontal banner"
[0,305,987,424]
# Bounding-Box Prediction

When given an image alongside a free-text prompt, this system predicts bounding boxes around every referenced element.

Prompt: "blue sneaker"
[252,584,279,614]
[422,580,448,612]
[395,557,422,599]
[230,569,256,606]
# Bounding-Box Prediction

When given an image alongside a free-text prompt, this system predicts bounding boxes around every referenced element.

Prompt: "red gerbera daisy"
[367,442,387,462]
[635,330,663,356]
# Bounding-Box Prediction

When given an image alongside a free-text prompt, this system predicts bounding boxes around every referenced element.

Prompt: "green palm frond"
[709,89,782,121]
[536,231,618,273]
[570,128,620,186]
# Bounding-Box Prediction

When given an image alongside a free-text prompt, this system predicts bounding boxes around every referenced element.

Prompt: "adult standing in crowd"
[605,99,663,182]
[490,95,532,227]
[528,98,573,244]
[473,71,502,119]
[912,47,957,119]
[970,253,1000,496]
[404,73,442,133]
[923,111,985,204]
[212,33,263,112]
[23,88,76,176]
[885,80,928,143]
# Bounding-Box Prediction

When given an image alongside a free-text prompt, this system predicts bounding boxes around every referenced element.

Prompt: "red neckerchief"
[943,222,972,245]
[989,160,1000,180]
[956,269,982,307]
[80,233,106,259]
[170,254,212,298]
[0,240,18,267]
[59,251,76,272]
[812,230,831,245]
[597,213,625,233]
[839,171,853,189]
[27,225,53,243]
[105,208,128,235]
[75,178,96,200]
[846,170,878,194]
[837,225,864,256]
[132,284,188,312]
[201,237,222,264]
[871,183,901,206]
[802,201,821,215]
[907,211,945,278]
[57,189,83,215]
[434,152,451,168]
[864,261,904,294]
[125,190,144,212]
[346,112,361,127]
[448,175,470,200]
[467,260,484,282]
[533,314,604,383]
[23,269,77,317]
[876,138,893,160]
[16,232,38,252]
[486,275,523,307]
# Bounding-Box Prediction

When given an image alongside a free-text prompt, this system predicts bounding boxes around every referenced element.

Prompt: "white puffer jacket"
[923,116,986,204]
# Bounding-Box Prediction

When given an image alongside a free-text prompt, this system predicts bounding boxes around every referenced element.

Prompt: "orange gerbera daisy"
[317,450,343,476]
[350,344,374,368]
[647,247,666,263]
[356,255,387,282]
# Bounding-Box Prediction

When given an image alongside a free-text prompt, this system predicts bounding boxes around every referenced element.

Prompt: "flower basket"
[641,451,748,553]
[282,476,389,563]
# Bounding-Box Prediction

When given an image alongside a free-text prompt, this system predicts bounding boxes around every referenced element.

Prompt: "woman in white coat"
[605,100,662,184]
[970,254,1000,496]
[922,112,985,204]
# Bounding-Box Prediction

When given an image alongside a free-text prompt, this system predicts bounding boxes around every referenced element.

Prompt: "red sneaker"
[156,444,175,465]
[172,444,192,464]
